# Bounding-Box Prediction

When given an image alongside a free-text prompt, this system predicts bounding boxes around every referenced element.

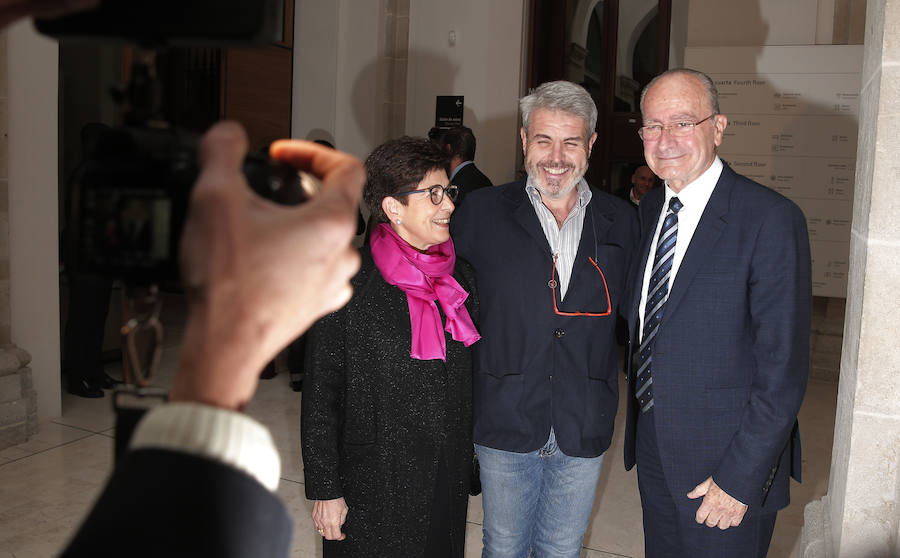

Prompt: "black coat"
[301,247,477,558]
[62,449,292,558]
[451,162,492,207]
[613,184,639,208]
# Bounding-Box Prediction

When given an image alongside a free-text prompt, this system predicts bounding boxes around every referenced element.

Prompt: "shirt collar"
[449,160,473,182]
[629,188,641,205]
[664,156,722,208]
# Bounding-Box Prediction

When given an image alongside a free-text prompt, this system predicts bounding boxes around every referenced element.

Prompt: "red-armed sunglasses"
[549,253,612,317]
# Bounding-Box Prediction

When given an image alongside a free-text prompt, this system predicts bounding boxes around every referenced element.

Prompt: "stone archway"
[800,1,900,556]
[570,0,603,50]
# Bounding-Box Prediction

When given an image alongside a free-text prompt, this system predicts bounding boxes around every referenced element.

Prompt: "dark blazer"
[61,449,292,557]
[302,248,476,558]
[614,185,639,208]
[624,163,811,514]
[452,180,638,458]
[451,162,492,206]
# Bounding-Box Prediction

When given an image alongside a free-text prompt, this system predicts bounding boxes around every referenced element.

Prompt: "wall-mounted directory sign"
[685,45,863,298]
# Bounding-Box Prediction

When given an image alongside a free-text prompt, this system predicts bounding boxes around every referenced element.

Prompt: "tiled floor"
[0,295,838,557]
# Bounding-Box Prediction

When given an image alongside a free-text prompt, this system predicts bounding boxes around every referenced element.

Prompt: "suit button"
[554,328,565,338]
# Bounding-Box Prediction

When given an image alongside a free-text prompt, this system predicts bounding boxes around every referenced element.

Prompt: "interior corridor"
[0,294,838,557]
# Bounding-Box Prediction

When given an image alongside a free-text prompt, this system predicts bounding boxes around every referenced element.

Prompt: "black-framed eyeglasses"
[638,113,716,141]
[548,254,611,317]
[392,184,459,205]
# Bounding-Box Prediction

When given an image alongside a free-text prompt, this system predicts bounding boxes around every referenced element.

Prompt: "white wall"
[334,0,385,160]
[292,0,526,183]
[407,0,526,185]
[292,0,384,162]
[292,2,338,145]
[7,21,61,420]
[669,0,689,68]
[684,0,833,48]
[672,0,841,69]
[816,0,836,44]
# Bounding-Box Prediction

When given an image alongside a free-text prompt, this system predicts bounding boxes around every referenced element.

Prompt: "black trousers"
[62,275,113,384]
[636,408,777,558]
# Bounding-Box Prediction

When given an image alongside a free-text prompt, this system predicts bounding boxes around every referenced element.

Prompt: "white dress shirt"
[638,157,723,340]
[526,178,592,299]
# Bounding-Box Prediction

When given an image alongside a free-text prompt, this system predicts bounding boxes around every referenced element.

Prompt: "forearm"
[131,402,281,491]
[169,297,274,411]
[713,390,803,506]
[714,200,811,506]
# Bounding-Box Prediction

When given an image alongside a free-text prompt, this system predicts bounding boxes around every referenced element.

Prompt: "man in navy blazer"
[438,125,493,207]
[453,81,637,558]
[624,69,811,557]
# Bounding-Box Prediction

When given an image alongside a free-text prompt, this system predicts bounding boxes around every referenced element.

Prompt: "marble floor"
[0,296,838,557]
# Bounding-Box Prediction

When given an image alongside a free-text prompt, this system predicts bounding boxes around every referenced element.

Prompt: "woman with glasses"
[301,136,481,558]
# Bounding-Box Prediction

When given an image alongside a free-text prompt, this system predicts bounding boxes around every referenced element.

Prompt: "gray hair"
[520,81,598,138]
[640,68,720,115]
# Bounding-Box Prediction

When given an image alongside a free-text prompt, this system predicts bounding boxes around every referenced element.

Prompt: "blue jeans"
[476,429,604,558]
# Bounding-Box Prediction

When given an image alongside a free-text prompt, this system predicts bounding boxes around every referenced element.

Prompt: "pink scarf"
[370,223,481,361]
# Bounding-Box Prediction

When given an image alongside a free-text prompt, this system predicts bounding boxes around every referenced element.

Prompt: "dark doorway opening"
[525,0,670,192]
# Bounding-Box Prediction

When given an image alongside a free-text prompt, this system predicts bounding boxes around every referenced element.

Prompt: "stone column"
[382,0,409,141]
[0,345,36,449]
[801,0,900,555]
[7,22,61,421]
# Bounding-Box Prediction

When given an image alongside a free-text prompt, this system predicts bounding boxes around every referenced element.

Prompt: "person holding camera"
[301,136,480,558]
[60,123,364,557]
[1,2,362,557]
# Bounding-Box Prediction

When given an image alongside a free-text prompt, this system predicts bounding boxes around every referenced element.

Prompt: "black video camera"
[37,0,308,285]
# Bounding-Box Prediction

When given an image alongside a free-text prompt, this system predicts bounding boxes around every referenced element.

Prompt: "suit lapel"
[506,184,553,256]
[659,167,733,328]
[569,191,614,293]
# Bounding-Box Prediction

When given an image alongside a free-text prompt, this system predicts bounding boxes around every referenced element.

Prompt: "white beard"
[533,177,578,200]
[529,164,583,199]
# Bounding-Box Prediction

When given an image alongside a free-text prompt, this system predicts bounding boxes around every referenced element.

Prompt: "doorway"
[57,0,296,393]
[526,0,670,192]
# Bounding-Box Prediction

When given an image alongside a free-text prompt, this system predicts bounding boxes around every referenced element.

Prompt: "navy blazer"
[451,162,493,207]
[624,163,811,513]
[452,180,638,458]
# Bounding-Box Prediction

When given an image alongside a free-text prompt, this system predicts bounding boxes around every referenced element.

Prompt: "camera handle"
[110,286,168,463]
[120,285,164,387]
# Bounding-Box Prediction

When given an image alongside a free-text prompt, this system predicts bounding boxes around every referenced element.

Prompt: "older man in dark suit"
[624,68,811,557]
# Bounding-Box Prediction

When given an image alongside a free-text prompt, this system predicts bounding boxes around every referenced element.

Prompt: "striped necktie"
[635,196,683,413]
